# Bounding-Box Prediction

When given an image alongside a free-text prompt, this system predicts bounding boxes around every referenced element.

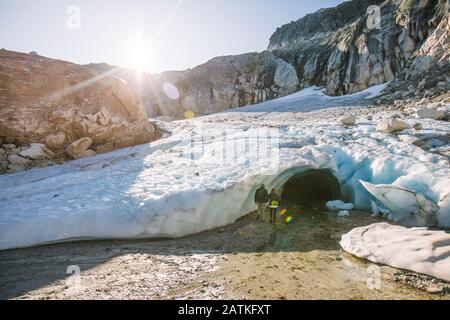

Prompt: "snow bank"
[341,223,450,282]
[0,85,449,250]
[326,200,354,211]
[363,83,388,99]
[226,84,380,113]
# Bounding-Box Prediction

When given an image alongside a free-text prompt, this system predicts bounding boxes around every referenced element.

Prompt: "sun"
[123,34,154,73]
[128,43,153,73]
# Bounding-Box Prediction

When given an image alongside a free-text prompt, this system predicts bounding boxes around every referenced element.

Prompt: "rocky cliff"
[138,0,449,119]
[269,0,449,96]
[380,0,450,103]
[0,49,161,173]
[2,0,448,141]
[146,51,299,119]
[89,51,299,120]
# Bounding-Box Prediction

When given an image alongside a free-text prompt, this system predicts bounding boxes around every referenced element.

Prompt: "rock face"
[92,53,300,119]
[0,49,161,161]
[87,0,448,120]
[88,52,299,120]
[2,1,447,129]
[143,52,299,119]
[269,0,449,96]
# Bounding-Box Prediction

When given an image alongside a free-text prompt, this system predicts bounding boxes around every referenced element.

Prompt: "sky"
[0,0,345,74]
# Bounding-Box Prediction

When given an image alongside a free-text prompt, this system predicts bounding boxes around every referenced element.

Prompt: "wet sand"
[0,210,448,300]
[218,209,450,299]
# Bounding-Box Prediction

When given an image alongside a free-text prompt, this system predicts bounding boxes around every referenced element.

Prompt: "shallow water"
[218,208,450,300]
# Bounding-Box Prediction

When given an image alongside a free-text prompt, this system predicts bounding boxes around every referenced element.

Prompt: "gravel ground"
[1,210,448,300]
[0,214,272,300]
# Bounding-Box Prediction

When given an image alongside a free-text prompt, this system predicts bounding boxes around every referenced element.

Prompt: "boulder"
[19,143,47,160]
[341,115,356,126]
[42,147,55,159]
[45,132,66,149]
[376,119,409,133]
[416,108,446,120]
[65,137,93,158]
[7,154,32,166]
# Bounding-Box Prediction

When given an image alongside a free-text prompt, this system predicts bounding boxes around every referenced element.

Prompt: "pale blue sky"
[0,0,344,73]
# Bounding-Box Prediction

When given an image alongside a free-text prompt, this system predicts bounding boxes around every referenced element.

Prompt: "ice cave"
[0,85,449,251]
[280,169,341,207]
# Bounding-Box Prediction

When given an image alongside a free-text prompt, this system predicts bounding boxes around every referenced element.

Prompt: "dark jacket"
[269,191,280,204]
[254,187,269,203]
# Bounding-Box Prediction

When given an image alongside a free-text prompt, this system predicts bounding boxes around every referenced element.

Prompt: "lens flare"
[163,82,180,100]
[184,110,195,119]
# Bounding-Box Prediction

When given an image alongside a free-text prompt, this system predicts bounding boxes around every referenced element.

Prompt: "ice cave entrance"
[280,169,341,207]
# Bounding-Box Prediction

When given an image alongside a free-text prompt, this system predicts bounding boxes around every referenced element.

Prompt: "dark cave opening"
[281,169,341,207]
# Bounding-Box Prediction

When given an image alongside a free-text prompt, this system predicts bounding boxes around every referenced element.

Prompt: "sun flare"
[128,45,153,73]
[123,34,154,73]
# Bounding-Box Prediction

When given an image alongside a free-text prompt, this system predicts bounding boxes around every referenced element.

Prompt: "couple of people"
[254,184,280,225]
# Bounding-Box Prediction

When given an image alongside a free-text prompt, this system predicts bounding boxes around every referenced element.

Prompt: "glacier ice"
[0,85,449,250]
[360,180,440,225]
[370,200,391,217]
[341,223,450,282]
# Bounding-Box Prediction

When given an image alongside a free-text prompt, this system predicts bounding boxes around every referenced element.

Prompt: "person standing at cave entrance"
[254,184,269,221]
[269,188,280,225]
